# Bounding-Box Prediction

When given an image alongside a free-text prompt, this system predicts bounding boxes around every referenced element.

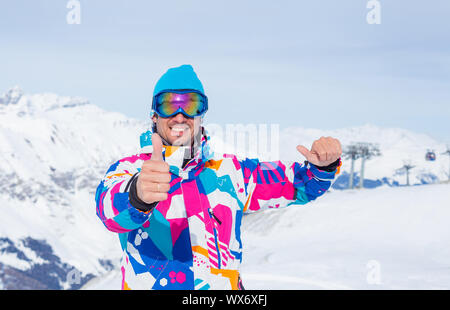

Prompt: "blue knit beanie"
[153,64,205,97]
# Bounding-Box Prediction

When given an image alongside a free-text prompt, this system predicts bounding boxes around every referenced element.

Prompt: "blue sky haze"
[1,0,449,142]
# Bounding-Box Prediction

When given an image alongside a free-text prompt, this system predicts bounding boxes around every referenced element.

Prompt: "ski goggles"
[152,90,208,118]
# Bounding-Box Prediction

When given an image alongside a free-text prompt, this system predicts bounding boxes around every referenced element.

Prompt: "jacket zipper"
[209,209,222,225]
[208,209,222,269]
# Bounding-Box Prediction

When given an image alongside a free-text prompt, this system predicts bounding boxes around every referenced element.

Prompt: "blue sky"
[1,0,449,142]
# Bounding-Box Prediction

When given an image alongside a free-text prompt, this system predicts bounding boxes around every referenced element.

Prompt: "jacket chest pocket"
[180,177,227,269]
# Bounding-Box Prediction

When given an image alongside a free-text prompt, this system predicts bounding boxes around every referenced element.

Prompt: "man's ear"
[151,113,158,133]
[151,113,158,122]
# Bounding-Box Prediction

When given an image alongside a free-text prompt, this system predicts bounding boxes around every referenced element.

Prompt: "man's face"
[152,113,201,146]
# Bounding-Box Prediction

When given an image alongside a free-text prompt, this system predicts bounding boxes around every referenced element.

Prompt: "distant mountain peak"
[0,87,91,114]
[0,86,23,106]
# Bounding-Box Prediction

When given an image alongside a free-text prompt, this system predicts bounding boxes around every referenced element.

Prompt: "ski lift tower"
[343,144,362,189]
[356,142,381,189]
[398,161,416,186]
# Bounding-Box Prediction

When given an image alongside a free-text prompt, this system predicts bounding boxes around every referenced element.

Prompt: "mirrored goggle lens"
[155,92,206,117]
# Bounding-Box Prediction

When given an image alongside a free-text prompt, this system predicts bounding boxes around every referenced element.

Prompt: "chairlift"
[425,150,436,161]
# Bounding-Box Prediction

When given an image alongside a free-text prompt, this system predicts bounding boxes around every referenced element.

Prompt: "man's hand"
[136,133,171,204]
[297,136,342,167]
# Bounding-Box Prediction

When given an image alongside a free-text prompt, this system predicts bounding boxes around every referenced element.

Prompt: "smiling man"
[95,64,343,290]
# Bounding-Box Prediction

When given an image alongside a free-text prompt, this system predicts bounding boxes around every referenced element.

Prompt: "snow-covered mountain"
[0,87,146,289]
[0,87,448,289]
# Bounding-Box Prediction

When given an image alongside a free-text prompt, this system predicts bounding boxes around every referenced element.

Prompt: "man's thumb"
[296,145,311,160]
[151,133,164,161]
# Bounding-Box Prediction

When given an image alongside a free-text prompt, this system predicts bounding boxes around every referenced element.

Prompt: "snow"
[0,189,123,277]
[0,253,33,271]
[81,268,122,290]
[240,183,450,289]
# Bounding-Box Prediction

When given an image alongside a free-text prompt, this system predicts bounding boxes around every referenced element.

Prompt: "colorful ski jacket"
[95,131,341,290]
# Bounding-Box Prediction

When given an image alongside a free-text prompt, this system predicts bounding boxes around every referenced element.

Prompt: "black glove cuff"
[309,158,341,172]
[128,173,158,212]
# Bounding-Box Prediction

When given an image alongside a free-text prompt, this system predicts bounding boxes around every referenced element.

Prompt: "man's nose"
[171,112,188,123]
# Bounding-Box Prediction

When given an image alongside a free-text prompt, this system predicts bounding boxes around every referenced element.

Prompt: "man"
[95,64,342,290]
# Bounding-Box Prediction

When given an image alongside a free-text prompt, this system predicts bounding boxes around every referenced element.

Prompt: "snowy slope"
[84,183,450,290]
[0,86,449,289]
[240,183,450,289]
[0,87,146,289]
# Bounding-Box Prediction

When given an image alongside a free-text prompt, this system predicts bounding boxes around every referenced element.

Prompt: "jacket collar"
[141,127,213,179]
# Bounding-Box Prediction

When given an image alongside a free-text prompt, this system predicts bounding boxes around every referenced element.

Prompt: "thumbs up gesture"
[136,133,172,204]
[297,136,342,167]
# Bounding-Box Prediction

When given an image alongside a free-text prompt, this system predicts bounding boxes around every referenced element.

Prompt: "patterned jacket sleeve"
[95,158,154,233]
[239,157,342,213]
